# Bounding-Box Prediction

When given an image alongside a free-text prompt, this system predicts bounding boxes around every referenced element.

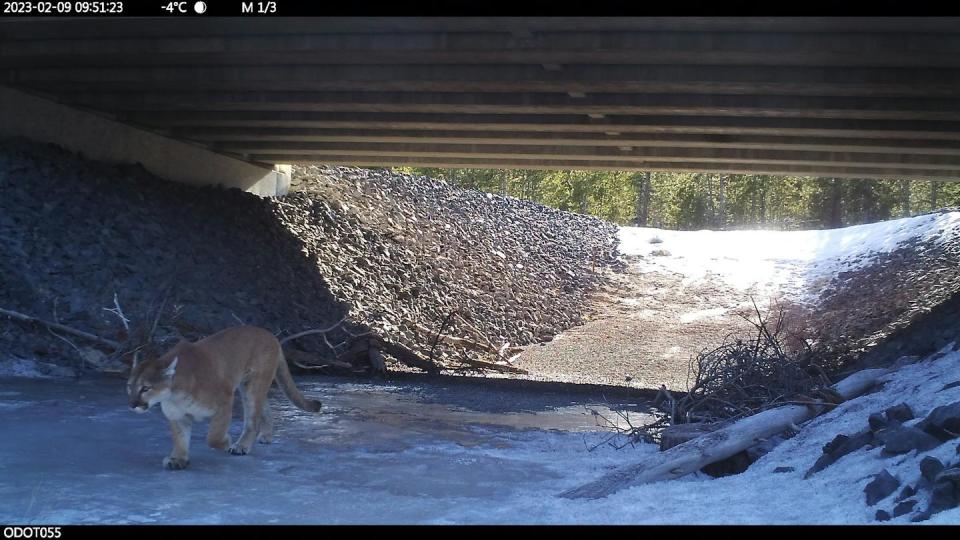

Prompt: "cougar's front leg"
[163,416,193,470]
[206,391,235,452]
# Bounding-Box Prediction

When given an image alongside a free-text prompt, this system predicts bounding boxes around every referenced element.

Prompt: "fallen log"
[455,355,529,375]
[368,335,441,375]
[559,367,890,499]
[282,322,439,375]
[284,347,354,371]
[0,307,121,350]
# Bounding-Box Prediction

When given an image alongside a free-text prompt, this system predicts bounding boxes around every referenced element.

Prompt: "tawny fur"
[126,326,322,470]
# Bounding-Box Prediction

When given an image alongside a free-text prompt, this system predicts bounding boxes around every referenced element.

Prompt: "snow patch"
[680,307,728,323]
[618,211,960,304]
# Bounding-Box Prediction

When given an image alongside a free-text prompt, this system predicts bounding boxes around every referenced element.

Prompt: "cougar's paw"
[257,433,273,445]
[163,457,189,470]
[207,436,231,451]
[228,443,250,456]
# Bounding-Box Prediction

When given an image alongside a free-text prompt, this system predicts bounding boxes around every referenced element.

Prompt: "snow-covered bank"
[618,211,960,303]
[2,345,959,524]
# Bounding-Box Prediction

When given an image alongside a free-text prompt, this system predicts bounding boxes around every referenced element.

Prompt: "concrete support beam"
[0,85,289,197]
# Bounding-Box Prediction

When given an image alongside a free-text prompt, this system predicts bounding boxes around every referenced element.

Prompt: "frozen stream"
[6,346,960,524]
[0,374,654,524]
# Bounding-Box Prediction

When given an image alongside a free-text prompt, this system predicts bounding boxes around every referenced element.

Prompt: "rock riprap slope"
[0,140,618,375]
[282,165,620,372]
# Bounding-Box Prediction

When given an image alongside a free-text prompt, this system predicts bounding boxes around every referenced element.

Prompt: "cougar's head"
[127,354,179,413]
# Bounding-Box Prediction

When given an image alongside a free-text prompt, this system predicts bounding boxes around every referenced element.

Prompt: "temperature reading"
[160,1,186,12]
[241,1,275,13]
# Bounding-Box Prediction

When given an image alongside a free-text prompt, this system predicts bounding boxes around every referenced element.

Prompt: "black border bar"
[1,1,959,17]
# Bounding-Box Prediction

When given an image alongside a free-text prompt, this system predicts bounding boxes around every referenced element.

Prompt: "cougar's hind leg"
[257,400,274,444]
[206,390,234,452]
[230,377,270,455]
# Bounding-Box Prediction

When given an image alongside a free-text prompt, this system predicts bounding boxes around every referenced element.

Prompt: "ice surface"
[2,346,959,524]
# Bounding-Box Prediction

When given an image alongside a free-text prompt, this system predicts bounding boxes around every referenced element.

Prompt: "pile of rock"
[0,139,353,372]
[0,139,619,375]
[282,165,621,369]
[805,397,960,521]
[805,226,960,370]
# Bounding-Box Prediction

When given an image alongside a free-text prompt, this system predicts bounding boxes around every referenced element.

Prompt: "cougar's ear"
[164,356,179,379]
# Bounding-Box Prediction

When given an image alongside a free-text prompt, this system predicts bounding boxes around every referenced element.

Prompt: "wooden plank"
[212,140,960,170]
[7,64,960,98]
[3,18,959,41]
[125,111,960,140]
[5,31,960,68]
[244,154,960,180]
[63,91,960,122]
[179,128,960,156]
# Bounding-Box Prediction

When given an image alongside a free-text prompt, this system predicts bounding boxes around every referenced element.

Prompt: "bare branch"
[102,292,130,331]
[0,307,121,350]
[279,315,349,345]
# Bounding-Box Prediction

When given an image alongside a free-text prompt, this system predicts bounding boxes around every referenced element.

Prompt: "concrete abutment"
[0,85,290,197]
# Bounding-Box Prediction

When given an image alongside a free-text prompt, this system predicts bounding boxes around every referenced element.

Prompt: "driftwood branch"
[454,312,497,350]
[284,347,354,371]
[429,311,458,366]
[279,318,440,375]
[279,316,349,345]
[102,292,130,331]
[369,335,440,374]
[559,367,890,499]
[455,355,529,374]
[0,307,121,350]
[413,322,524,359]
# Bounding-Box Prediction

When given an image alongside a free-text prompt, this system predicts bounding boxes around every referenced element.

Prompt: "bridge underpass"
[2,17,960,186]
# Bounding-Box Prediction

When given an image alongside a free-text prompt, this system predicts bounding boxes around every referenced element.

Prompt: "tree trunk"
[634,172,651,226]
[759,175,768,226]
[705,174,715,225]
[829,178,843,228]
[717,174,727,230]
[900,179,911,217]
[931,180,940,210]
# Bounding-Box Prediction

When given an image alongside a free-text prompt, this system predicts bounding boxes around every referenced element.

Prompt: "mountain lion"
[127,325,322,470]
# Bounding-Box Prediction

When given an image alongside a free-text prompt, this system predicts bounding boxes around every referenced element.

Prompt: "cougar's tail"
[275,350,322,412]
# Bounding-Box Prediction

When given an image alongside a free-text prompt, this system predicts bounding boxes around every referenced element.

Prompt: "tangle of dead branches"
[596,297,842,446]
[669,298,834,425]
[583,403,671,451]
